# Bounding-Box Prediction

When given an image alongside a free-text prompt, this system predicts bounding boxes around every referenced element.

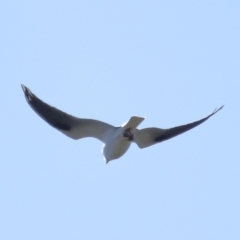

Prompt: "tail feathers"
[121,116,145,129]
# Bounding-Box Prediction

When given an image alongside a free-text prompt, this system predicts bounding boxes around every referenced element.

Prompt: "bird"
[21,84,224,163]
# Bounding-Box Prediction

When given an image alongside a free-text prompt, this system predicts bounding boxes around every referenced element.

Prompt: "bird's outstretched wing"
[134,106,224,149]
[21,84,114,142]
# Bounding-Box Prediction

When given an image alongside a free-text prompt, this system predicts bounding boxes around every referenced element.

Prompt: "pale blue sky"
[1,1,240,239]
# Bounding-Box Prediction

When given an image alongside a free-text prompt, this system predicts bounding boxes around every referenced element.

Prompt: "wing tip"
[21,84,27,93]
[21,84,34,102]
[212,105,224,115]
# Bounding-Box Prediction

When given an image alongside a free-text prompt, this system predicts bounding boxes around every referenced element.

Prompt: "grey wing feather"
[21,84,114,142]
[134,106,224,149]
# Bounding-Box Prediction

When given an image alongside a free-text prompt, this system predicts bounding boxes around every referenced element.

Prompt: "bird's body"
[103,131,131,162]
[21,85,223,163]
[103,116,144,161]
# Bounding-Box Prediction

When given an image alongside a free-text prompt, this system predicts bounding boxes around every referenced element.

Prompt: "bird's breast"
[103,138,131,161]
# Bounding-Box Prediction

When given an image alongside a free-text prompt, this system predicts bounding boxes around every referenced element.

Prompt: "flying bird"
[21,84,223,163]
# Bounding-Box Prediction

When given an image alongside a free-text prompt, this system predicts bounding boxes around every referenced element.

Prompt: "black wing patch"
[21,85,72,131]
[155,105,224,143]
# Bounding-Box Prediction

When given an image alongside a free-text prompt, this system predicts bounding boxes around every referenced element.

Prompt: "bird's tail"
[121,116,145,130]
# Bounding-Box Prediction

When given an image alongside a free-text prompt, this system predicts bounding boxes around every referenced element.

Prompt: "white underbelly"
[103,138,131,161]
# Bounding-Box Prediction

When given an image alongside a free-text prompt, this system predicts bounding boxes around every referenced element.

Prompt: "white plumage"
[21,85,223,163]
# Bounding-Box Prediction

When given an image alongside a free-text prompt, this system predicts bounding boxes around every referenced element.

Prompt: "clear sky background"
[1,1,240,239]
